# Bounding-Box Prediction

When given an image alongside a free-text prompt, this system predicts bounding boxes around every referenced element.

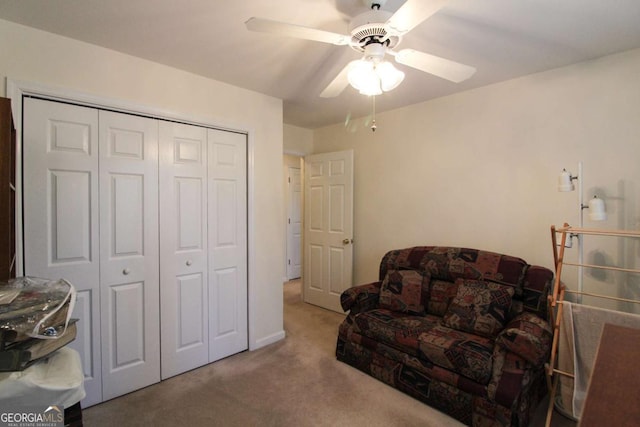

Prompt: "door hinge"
[288,218,291,224]
[288,259,291,265]
[288,177,291,183]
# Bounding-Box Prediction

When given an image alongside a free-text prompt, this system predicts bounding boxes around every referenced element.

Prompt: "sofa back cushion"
[426,279,459,316]
[379,247,553,320]
[379,269,430,315]
[442,279,515,338]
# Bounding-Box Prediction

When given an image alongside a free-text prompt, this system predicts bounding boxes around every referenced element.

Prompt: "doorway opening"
[284,154,303,281]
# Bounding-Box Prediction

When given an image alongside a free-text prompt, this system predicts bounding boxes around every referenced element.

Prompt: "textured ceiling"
[1,0,640,128]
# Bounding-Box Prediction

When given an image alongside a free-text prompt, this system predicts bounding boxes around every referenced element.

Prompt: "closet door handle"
[123,268,131,275]
[186,260,193,266]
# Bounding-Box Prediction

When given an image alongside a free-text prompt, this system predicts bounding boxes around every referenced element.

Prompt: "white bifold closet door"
[98,111,160,400]
[23,99,103,406]
[158,122,210,379]
[159,124,247,379]
[23,97,248,402]
[207,128,247,362]
[22,98,161,405]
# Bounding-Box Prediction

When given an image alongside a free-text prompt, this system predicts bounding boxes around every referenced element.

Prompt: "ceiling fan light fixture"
[247,0,477,99]
[348,60,382,96]
[376,61,404,91]
[347,58,404,96]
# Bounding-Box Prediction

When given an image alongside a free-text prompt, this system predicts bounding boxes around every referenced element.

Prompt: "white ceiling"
[1,0,640,129]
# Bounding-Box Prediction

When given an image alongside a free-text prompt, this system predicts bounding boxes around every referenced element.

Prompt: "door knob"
[123,268,131,275]
[342,238,353,245]
[186,260,193,266]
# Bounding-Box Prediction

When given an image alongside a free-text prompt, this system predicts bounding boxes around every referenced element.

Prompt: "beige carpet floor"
[83,280,575,427]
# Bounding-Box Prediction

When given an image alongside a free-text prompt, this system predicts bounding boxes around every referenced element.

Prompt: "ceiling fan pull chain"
[371,95,377,132]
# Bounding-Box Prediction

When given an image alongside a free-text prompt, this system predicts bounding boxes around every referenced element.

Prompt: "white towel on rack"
[558,300,575,417]
[563,301,640,418]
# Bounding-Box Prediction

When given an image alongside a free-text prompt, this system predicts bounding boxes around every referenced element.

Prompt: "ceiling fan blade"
[245,17,350,45]
[393,49,476,83]
[386,0,449,36]
[319,61,356,98]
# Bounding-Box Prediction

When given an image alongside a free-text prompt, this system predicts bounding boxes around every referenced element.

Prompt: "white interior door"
[159,121,209,379]
[207,129,247,362]
[23,98,103,407]
[287,166,302,280]
[98,110,160,399]
[303,150,354,313]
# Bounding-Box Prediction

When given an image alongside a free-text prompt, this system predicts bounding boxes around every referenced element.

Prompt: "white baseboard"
[251,330,286,351]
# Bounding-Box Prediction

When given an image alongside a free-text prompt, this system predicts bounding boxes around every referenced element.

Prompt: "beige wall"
[284,123,313,155]
[313,47,640,303]
[0,19,285,348]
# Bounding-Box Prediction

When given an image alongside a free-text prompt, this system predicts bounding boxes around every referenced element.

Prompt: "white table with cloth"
[0,347,85,408]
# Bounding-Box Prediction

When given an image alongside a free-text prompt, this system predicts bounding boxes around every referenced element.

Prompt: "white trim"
[284,149,308,157]
[7,80,24,277]
[8,78,260,351]
[253,330,286,350]
[246,129,258,351]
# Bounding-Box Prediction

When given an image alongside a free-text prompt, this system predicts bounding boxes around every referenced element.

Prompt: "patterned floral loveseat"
[336,247,554,426]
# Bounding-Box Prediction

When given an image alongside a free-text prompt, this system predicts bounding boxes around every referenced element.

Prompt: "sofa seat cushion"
[341,330,490,398]
[353,309,441,356]
[418,325,495,385]
[353,309,495,385]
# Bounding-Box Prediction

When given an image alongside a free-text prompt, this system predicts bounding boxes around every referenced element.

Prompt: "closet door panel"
[108,281,144,363]
[177,273,205,348]
[98,111,160,400]
[23,98,102,406]
[73,289,95,380]
[207,129,248,362]
[159,121,209,379]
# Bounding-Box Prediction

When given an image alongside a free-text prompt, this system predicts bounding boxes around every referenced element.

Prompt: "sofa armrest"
[495,312,552,366]
[340,281,382,313]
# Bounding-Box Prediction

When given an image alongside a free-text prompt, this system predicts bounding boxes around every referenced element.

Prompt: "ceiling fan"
[245,0,476,97]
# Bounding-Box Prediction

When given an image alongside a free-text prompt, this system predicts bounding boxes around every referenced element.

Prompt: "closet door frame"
[9,79,257,349]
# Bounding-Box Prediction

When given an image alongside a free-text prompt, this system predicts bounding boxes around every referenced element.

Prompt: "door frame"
[8,79,259,350]
[286,164,302,280]
[284,158,302,281]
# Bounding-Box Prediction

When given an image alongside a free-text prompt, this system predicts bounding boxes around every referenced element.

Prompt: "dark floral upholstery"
[419,325,495,384]
[340,281,381,314]
[443,280,515,338]
[353,309,440,356]
[428,279,460,316]
[379,269,430,315]
[337,247,554,426]
[495,312,553,365]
